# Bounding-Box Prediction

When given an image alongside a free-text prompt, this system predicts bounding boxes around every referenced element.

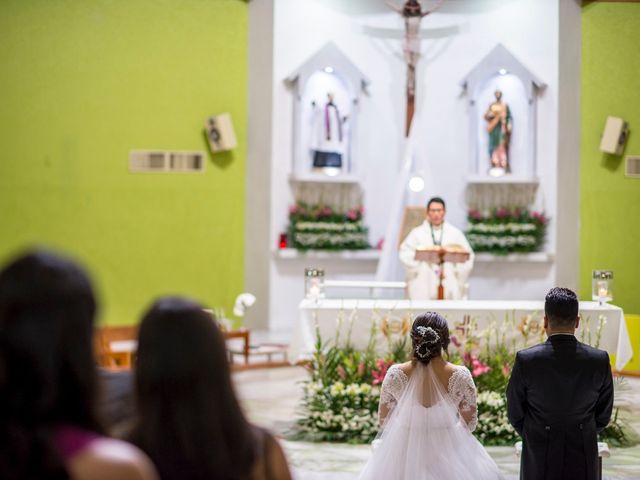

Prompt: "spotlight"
[408,175,425,192]
[499,68,507,75]
[324,66,334,73]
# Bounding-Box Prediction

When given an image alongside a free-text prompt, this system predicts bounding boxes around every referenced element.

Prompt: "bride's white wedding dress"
[358,362,504,480]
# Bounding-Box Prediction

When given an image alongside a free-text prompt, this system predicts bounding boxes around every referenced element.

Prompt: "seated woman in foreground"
[128,296,292,480]
[358,312,503,480]
[0,250,157,480]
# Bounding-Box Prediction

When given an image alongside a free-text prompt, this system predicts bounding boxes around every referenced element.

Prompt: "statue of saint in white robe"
[399,221,474,300]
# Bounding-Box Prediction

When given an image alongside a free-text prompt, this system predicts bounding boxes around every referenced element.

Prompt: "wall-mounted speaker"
[205,112,237,153]
[599,116,629,155]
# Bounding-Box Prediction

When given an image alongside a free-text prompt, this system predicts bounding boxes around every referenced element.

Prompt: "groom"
[507,287,614,480]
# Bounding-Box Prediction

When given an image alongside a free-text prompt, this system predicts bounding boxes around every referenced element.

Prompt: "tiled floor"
[234,366,640,480]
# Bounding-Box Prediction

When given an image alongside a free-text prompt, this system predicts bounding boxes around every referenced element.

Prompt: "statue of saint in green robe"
[484,90,512,175]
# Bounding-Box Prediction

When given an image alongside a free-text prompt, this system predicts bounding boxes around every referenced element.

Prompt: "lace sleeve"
[378,366,408,425]
[448,367,478,432]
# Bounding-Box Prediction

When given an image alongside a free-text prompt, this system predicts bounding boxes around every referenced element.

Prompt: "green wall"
[581,3,640,315]
[0,0,247,325]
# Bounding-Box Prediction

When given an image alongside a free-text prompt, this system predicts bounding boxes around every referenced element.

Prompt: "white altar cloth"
[289,299,632,371]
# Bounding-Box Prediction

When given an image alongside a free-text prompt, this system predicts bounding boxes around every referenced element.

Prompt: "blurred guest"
[129,296,292,480]
[0,249,157,480]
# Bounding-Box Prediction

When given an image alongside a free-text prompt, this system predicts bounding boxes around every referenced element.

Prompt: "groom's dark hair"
[545,287,579,328]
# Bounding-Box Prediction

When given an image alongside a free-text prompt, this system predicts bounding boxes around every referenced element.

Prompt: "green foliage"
[598,379,640,447]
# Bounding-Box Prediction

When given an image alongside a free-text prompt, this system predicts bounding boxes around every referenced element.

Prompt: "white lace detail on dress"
[448,367,478,431]
[379,365,409,410]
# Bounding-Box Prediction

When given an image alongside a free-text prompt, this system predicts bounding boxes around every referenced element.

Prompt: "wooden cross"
[455,314,472,339]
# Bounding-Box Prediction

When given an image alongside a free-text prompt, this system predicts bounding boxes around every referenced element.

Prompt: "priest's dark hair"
[426,197,446,210]
[545,287,579,328]
[0,249,102,480]
[130,296,260,480]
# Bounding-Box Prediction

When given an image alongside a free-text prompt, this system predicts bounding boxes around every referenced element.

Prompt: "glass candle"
[305,267,325,300]
[592,270,613,305]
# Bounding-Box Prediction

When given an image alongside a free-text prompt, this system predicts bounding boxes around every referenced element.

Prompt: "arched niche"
[460,44,545,181]
[286,42,369,181]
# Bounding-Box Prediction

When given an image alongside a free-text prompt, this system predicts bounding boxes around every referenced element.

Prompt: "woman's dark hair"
[130,296,259,480]
[0,250,101,479]
[410,312,450,365]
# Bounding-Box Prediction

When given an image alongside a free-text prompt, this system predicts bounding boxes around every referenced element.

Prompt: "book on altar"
[414,244,470,264]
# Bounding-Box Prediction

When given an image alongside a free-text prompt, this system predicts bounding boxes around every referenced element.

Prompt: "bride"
[358,312,503,480]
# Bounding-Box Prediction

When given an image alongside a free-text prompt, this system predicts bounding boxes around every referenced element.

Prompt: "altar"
[289,299,632,371]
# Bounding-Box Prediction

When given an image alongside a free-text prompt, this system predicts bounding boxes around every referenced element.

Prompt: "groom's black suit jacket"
[506,334,614,480]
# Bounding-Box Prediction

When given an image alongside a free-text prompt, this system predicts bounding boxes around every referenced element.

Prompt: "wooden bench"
[94,325,138,369]
[94,325,254,371]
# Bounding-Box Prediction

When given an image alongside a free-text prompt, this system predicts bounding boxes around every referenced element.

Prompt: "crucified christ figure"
[386,0,446,136]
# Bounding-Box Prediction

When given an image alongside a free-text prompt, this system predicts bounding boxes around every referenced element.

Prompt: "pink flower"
[463,351,473,366]
[502,364,511,377]
[337,366,346,380]
[531,211,547,224]
[371,358,393,385]
[316,206,333,219]
[496,208,510,219]
[471,358,491,377]
[468,209,483,221]
[288,205,300,215]
[463,352,491,377]
[357,362,365,377]
[376,238,384,250]
[450,335,461,348]
[346,209,359,221]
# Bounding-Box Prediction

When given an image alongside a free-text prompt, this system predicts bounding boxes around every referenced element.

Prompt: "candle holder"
[592,270,613,306]
[305,267,325,300]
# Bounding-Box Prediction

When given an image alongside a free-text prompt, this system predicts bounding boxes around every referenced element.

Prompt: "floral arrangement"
[290,314,409,443]
[466,208,548,254]
[288,202,369,250]
[292,309,638,448]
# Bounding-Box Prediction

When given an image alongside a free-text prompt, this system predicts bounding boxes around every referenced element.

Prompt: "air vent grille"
[625,156,640,178]
[129,150,205,173]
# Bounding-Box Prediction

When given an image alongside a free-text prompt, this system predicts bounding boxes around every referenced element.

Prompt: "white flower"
[330,381,345,396]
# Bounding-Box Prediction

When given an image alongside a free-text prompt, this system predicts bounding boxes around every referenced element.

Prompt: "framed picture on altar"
[397,206,425,248]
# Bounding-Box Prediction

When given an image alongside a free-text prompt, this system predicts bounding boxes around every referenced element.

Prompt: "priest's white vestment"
[399,221,474,300]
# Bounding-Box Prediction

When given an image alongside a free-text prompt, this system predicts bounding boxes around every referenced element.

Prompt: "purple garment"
[54,425,100,461]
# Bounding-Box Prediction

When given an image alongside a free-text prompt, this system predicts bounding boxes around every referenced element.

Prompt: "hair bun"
[413,326,440,359]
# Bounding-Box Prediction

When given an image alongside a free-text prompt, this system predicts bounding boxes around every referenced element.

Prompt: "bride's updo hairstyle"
[410,312,450,365]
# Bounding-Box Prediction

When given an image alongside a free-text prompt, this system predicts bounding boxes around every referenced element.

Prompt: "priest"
[399,197,474,300]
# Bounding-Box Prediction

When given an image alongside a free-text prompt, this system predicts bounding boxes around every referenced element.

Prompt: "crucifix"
[386,0,446,136]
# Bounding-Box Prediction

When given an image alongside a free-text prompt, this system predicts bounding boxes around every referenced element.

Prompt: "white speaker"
[599,116,629,155]
[205,112,237,152]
